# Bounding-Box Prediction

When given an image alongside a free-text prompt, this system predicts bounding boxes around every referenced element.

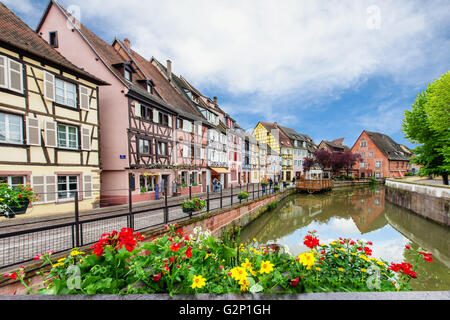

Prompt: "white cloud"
[62,0,449,124]
[3,0,34,14]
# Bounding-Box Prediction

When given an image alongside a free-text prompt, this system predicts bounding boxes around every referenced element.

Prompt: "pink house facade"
[37,1,184,205]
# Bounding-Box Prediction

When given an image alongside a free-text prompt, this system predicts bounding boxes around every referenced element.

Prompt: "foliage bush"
[181,198,206,213]
[238,191,249,200]
[6,227,434,295]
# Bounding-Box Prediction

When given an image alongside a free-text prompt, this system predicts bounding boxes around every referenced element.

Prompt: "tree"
[342,151,362,176]
[402,71,450,185]
[313,149,332,170]
[302,157,316,173]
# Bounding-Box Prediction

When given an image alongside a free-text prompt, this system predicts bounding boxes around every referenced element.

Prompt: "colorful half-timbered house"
[0,2,107,215]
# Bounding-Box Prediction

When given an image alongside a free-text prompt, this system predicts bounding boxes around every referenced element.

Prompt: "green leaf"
[250,283,264,293]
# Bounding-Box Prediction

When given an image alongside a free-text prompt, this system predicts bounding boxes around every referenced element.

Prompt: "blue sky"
[8,0,450,149]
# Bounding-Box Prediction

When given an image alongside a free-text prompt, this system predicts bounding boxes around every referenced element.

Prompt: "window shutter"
[183,145,188,157]
[44,120,57,147]
[153,109,159,123]
[83,175,93,198]
[201,148,205,159]
[44,71,55,101]
[26,117,41,146]
[0,56,7,88]
[79,85,90,110]
[8,59,23,93]
[81,126,91,151]
[45,175,57,203]
[135,102,141,118]
[32,175,45,204]
[168,115,172,128]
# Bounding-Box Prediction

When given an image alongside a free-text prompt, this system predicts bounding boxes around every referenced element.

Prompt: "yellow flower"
[338,268,344,272]
[361,268,367,273]
[351,252,357,256]
[334,254,339,258]
[377,261,385,267]
[297,252,316,270]
[315,267,322,272]
[239,278,250,292]
[230,267,248,282]
[259,260,274,274]
[253,238,257,242]
[191,275,206,289]
[57,258,66,263]
[51,263,64,268]
[204,253,211,260]
[241,259,256,276]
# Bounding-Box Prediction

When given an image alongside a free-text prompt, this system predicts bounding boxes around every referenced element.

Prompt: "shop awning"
[210,167,230,174]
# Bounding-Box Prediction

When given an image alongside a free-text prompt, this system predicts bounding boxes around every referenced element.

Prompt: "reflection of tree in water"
[241,186,388,243]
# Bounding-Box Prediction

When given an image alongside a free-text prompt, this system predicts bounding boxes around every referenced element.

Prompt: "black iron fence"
[0,183,291,272]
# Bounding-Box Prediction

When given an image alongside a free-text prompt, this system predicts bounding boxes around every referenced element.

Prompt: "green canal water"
[240,185,450,291]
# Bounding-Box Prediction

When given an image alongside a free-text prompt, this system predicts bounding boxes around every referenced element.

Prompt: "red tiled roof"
[0,2,107,85]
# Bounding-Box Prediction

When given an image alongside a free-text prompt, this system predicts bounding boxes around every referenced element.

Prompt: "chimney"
[123,38,131,51]
[166,59,172,81]
[213,96,218,105]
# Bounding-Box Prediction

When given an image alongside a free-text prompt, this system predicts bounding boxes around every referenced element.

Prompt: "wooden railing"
[296,179,334,191]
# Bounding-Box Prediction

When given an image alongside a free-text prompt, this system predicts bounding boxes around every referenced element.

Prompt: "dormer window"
[124,68,131,81]
[112,62,135,82]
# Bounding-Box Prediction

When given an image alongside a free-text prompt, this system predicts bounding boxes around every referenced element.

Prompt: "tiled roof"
[125,44,204,121]
[260,122,292,147]
[0,2,107,85]
[322,140,350,152]
[365,131,410,161]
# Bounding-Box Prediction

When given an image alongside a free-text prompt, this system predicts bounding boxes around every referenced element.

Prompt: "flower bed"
[6,227,433,295]
[238,191,249,200]
[181,198,206,217]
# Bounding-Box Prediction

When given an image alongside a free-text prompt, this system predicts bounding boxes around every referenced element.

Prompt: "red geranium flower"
[153,273,162,282]
[303,235,320,249]
[185,246,192,258]
[291,277,300,287]
[170,242,181,252]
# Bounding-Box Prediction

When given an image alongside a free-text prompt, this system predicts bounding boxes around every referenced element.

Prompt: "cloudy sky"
[7,0,450,148]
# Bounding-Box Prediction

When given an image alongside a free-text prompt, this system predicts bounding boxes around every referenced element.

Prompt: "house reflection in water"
[239,185,450,291]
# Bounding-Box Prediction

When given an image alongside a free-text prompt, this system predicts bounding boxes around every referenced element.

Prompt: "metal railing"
[0,182,291,271]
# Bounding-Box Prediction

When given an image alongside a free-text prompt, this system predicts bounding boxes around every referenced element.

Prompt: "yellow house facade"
[0,3,107,217]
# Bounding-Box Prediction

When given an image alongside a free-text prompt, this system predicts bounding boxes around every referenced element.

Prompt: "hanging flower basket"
[0,184,38,218]
[181,197,206,217]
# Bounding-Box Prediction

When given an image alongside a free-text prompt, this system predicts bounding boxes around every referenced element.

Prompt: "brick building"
[351,131,410,178]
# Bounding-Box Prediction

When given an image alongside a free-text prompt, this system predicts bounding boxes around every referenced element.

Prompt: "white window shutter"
[31,175,45,204]
[83,175,93,199]
[8,59,23,93]
[0,55,7,88]
[45,175,57,203]
[26,117,41,146]
[44,120,57,147]
[153,109,159,123]
[183,145,188,157]
[79,85,90,110]
[168,115,172,128]
[44,71,55,101]
[135,102,141,118]
[81,126,91,151]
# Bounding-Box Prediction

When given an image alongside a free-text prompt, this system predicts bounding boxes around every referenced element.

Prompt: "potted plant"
[181,197,206,217]
[237,191,249,200]
[0,184,38,218]
[274,185,280,192]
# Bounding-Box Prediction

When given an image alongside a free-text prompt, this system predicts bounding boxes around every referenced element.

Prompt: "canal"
[239,185,450,291]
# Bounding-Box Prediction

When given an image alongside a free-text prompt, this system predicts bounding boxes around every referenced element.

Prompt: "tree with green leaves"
[402,71,450,185]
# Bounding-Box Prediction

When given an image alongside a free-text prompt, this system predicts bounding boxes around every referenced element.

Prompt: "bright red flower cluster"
[304,235,320,249]
[388,262,417,278]
[418,251,434,262]
[91,228,144,258]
